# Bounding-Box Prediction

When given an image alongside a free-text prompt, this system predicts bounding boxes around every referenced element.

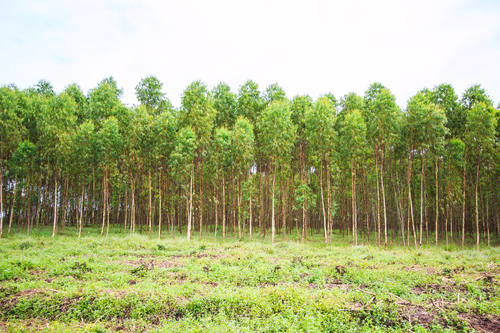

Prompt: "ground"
[1,228,499,332]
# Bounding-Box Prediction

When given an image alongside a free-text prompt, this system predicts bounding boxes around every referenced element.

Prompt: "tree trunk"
[271,164,276,244]
[0,159,3,238]
[199,159,204,239]
[351,159,357,246]
[435,157,439,245]
[476,157,480,251]
[462,151,467,246]
[187,165,194,241]
[148,168,152,236]
[101,168,107,236]
[214,186,218,241]
[78,182,84,238]
[52,165,58,238]
[8,175,17,235]
[158,169,162,240]
[222,175,226,240]
[375,152,381,246]
[92,166,95,226]
[130,168,136,234]
[320,159,328,244]
[408,148,417,249]
[419,152,425,248]
[381,148,388,250]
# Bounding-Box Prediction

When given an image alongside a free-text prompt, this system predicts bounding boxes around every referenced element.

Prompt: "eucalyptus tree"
[170,127,197,241]
[0,85,24,237]
[259,101,296,243]
[73,120,95,237]
[96,117,122,236]
[65,84,88,126]
[461,84,494,110]
[208,127,232,240]
[212,82,237,128]
[429,84,461,138]
[464,103,496,250]
[443,138,465,249]
[153,110,176,239]
[305,97,336,244]
[39,92,76,237]
[237,80,263,126]
[135,76,166,114]
[134,105,157,235]
[263,83,287,106]
[290,95,313,241]
[403,92,447,247]
[365,85,399,249]
[180,81,216,238]
[35,79,55,97]
[339,109,366,245]
[459,85,494,247]
[231,117,255,239]
[135,76,172,234]
[88,77,124,125]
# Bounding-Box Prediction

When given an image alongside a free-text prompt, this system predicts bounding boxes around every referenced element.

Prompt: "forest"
[1,77,499,250]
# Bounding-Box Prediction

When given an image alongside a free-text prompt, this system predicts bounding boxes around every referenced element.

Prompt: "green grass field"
[1,228,499,332]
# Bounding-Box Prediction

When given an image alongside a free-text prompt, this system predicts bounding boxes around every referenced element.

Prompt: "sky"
[1,0,499,108]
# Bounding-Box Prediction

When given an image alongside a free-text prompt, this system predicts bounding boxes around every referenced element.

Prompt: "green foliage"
[305,96,336,164]
[259,101,296,168]
[170,127,197,185]
[212,82,237,128]
[237,80,263,125]
[135,75,167,113]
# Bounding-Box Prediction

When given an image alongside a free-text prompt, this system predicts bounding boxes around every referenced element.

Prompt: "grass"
[0,227,499,332]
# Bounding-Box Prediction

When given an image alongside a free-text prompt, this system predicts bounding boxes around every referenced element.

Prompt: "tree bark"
[271,164,276,244]
[52,165,58,238]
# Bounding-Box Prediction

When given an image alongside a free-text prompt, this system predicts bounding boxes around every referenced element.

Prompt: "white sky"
[1,0,499,108]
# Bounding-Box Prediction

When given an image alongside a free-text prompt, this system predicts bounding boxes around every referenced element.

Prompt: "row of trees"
[1,77,499,249]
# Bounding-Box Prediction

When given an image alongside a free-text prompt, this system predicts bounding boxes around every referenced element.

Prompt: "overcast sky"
[1,0,499,108]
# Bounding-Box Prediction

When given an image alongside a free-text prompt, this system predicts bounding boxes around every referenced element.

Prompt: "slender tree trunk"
[408,148,417,249]
[158,169,162,240]
[222,175,226,240]
[78,182,84,238]
[106,169,110,237]
[61,174,69,232]
[327,165,332,241]
[446,163,450,251]
[130,168,136,234]
[476,157,480,251]
[52,165,58,238]
[187,165,194,241]
[101,168,107,236]
[92,166,95,226]
[486,172,490,247]
[214,186,218,241]
[249,172,253,241]
[282,176,286,241]
[375,152,381,246]
[462,152,467,246]
[147,168,152,236]
[435,157,439,245]
[8,175,18,234]
[351,159,357,246]
[419,152,425,248]
[381,148,388,250]
[199,159,204,239]
[237,177,242,240]
[271,164,276,244]
[320,159,328,244]
[0,159,3,238]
